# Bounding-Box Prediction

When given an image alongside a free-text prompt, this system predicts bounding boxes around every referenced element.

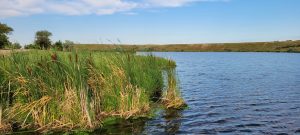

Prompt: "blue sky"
[0,0,300,45]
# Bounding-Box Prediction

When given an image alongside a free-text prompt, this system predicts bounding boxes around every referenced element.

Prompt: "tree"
[0,23,13,49]
[63,40,74,51]
[53,40,63,51]
[35,30,52,50]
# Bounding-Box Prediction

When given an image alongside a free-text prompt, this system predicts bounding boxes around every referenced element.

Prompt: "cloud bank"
[0,0,226,18]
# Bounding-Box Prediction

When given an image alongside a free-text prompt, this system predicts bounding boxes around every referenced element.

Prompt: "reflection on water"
[92,109,183,135]
[93,118,146,134]
[163,109,183,134]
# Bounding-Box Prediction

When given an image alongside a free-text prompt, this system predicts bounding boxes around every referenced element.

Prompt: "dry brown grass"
[161,70,186,109]
[0,123,12,133]
[0,49,28,56]
[0,50,12,56]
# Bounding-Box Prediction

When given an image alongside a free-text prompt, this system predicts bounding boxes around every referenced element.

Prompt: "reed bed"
[0,50,184,133]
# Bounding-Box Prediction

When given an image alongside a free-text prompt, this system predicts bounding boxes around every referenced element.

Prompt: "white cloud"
[0,0,44,17]
[145,0,228,7]
[145,0,198,7]
[0,0,227,18]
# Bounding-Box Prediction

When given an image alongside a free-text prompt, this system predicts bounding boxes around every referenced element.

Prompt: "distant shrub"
[4,42,22,49]
[53,40,63,51]
[10,42,21,49]
[24,44,40,49]
[62,40,74,51]
[287,49,294,53]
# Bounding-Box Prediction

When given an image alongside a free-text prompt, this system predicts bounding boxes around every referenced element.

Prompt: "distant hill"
[73,40,300,53]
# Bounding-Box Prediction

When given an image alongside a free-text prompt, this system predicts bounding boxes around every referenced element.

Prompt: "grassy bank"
[73,40,300,52]
[0,50,185,133]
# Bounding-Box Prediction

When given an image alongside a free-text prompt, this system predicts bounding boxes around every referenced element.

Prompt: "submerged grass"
[0,50,185,133]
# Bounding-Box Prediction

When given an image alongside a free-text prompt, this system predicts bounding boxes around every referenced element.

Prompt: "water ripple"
[99,52,300,135]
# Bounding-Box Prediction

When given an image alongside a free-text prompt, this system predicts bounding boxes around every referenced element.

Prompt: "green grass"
[0,50,183,133]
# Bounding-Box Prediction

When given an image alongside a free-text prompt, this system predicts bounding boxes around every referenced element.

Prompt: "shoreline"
[73,40,300,53]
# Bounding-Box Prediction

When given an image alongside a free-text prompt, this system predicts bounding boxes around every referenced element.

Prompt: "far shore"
[73,40,300,53]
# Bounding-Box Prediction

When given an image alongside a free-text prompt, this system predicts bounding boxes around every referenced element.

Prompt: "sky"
[0,0,300,45]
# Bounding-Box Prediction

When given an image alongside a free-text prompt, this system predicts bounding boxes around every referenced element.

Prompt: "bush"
[53,40,63,51]
[63,40,74,51]
[24,44,40,49]
[5,42,22,49]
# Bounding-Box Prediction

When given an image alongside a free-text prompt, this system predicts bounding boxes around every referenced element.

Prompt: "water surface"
[99,52,300,134]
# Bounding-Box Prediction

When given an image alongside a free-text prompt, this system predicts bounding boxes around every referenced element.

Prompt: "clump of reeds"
[161,68,186,109]
[0,50,183,133]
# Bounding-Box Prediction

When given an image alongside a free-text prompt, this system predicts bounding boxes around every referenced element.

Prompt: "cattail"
[68,54,72,62]
[27,67,32,75]
[51,53,57,61]
[75,53,78,63]
[127,54,130,62]
[87,58,93,66]
[37,62,43,67]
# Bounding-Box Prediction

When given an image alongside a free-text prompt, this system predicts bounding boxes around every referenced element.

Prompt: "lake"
[97,52,300,134]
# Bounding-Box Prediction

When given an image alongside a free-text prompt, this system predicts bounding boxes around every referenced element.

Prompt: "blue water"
[98,52,300,134]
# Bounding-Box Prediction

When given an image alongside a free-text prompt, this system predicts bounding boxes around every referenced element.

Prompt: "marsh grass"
[0,50,183,133]
[162,67,186,109]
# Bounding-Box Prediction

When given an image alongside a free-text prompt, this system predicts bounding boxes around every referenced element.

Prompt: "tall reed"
[0,50,182,133]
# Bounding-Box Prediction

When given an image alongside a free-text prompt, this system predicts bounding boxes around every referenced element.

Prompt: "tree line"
[0,22,74,50]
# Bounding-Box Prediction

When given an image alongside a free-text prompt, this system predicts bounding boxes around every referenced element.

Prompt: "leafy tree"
[63,40,74,51]
[0,23,13,49]
[53,40,63,51]
[35,30,52,50]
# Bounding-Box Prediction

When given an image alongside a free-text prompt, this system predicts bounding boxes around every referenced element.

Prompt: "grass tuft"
[161,68,186,109]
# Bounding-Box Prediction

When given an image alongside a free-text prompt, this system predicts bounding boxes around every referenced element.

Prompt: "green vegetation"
[0,50,184,133]
[6,42,22,49]
[74,40,300,53]
[24,40,74,50]
[162,69,186,109]
[24,44,40,49]
[35,30,52,50]
[0,23,14,49]
[62,40,75,51]
[53,40,63,51]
